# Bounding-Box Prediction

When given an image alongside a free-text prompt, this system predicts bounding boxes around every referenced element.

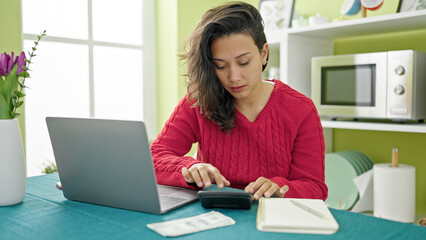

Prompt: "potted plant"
[0,30,46,206]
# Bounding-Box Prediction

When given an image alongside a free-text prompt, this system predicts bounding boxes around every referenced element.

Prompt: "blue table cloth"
[1,173,425,239]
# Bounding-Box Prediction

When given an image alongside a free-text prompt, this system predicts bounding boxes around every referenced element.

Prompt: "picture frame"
[259,0,295,30]
[397,0,426,12]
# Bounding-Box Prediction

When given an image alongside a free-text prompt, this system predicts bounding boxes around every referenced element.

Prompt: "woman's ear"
[261,43,269,64]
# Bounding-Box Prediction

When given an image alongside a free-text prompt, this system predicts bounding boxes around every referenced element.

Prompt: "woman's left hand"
[244,177,289,200]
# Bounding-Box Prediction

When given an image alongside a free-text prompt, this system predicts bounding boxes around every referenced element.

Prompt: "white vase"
[0,119,26,206]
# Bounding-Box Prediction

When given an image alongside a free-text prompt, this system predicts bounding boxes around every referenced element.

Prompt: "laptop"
[46,117,199,214]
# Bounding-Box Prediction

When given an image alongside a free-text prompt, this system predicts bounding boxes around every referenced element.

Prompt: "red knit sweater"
[151,80,327,200]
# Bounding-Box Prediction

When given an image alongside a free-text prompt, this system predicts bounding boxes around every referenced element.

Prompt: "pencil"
[291,200,328,220]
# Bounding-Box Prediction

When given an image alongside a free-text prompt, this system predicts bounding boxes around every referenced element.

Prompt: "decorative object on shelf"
[398,0,426,12]
[341,0,362,15]
[259,0,295,30]
[308,13,329,26]
[291,15,308,28]
[341,0,385,17]
[362,0,384,10]
[0,30,46,206]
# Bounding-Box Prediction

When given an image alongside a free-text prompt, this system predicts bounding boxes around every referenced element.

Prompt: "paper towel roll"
[373,163,415,223]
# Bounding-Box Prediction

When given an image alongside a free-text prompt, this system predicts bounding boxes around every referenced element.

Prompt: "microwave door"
[312,52,388,119]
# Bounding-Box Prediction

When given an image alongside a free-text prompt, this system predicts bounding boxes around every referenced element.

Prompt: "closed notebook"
[256,198,339,235]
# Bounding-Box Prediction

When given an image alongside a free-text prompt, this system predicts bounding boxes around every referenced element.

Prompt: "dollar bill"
[146,211,235,237]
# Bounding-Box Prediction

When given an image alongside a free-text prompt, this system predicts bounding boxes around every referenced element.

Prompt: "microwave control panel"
[387,50,426,120]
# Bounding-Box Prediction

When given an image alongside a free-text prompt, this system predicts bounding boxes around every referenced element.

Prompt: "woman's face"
[210,33,268,101]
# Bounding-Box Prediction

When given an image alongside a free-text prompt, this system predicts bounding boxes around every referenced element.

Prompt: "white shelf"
[266,9,426,43]
[321,120,426,133]
[265,9,426,137]
[288,9,426,39]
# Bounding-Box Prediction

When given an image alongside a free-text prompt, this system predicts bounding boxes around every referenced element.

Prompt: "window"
[22,0,156,176]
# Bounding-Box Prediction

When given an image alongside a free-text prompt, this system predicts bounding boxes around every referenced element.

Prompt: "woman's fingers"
[181,167,194,183]
[207,166,228,188]
[198,166,213,188]
[245,177,268,193]
[221,175,231,187]
[189,166,205,187]
[244,177,289,200]
[273,185,289,198]
[182,163,230,188]
[252,180,276,200]
[244,182,255,193]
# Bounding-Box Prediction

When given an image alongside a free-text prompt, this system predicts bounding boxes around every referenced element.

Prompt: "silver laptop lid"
[46,117,164,213]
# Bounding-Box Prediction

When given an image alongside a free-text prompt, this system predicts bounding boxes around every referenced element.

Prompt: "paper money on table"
[146,211,235,237]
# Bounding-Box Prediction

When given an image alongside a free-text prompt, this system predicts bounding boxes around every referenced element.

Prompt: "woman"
[151,2,327,201]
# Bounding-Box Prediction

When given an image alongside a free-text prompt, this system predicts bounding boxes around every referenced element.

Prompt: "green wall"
[156,0,179,132]
[0,1,22,51]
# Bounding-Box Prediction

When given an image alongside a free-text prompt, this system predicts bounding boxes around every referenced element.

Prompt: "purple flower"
[7,52,17,75]
[0,52,27,76]
[0,52,17,76]
[16,52,27,75]
[0,52,7,75]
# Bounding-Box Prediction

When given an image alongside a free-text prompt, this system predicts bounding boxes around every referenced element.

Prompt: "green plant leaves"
[0,81,11,119]
[19,71,30,78]
[14,90,25,98]
[1,29,46,119]
[0,64,25,119]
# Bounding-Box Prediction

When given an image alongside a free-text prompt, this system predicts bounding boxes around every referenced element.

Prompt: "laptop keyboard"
[157,185,180,196]
[159,195,190,208]
[157,185,198,210]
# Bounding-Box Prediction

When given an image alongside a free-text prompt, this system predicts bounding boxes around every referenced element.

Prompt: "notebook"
[256,198,339,235]
[46,117,199,214]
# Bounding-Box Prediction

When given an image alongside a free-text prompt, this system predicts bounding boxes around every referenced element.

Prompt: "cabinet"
[264,9,426,152]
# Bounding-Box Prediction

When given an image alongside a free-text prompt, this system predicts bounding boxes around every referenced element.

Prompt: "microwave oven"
[311,50,426,121]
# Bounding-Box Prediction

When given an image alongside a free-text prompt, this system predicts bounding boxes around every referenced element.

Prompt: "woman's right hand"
[182,163,231,188]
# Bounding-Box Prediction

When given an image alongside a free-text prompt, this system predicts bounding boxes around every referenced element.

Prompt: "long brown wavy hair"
[181,2,268,132]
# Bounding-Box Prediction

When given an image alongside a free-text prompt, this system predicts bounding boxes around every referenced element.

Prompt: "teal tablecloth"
[1,173,425,239]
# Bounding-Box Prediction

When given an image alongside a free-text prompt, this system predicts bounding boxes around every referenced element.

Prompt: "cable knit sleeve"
[150,96,203,189]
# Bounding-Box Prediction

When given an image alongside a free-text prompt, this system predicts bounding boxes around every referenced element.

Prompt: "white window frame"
[21,0,156,176]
